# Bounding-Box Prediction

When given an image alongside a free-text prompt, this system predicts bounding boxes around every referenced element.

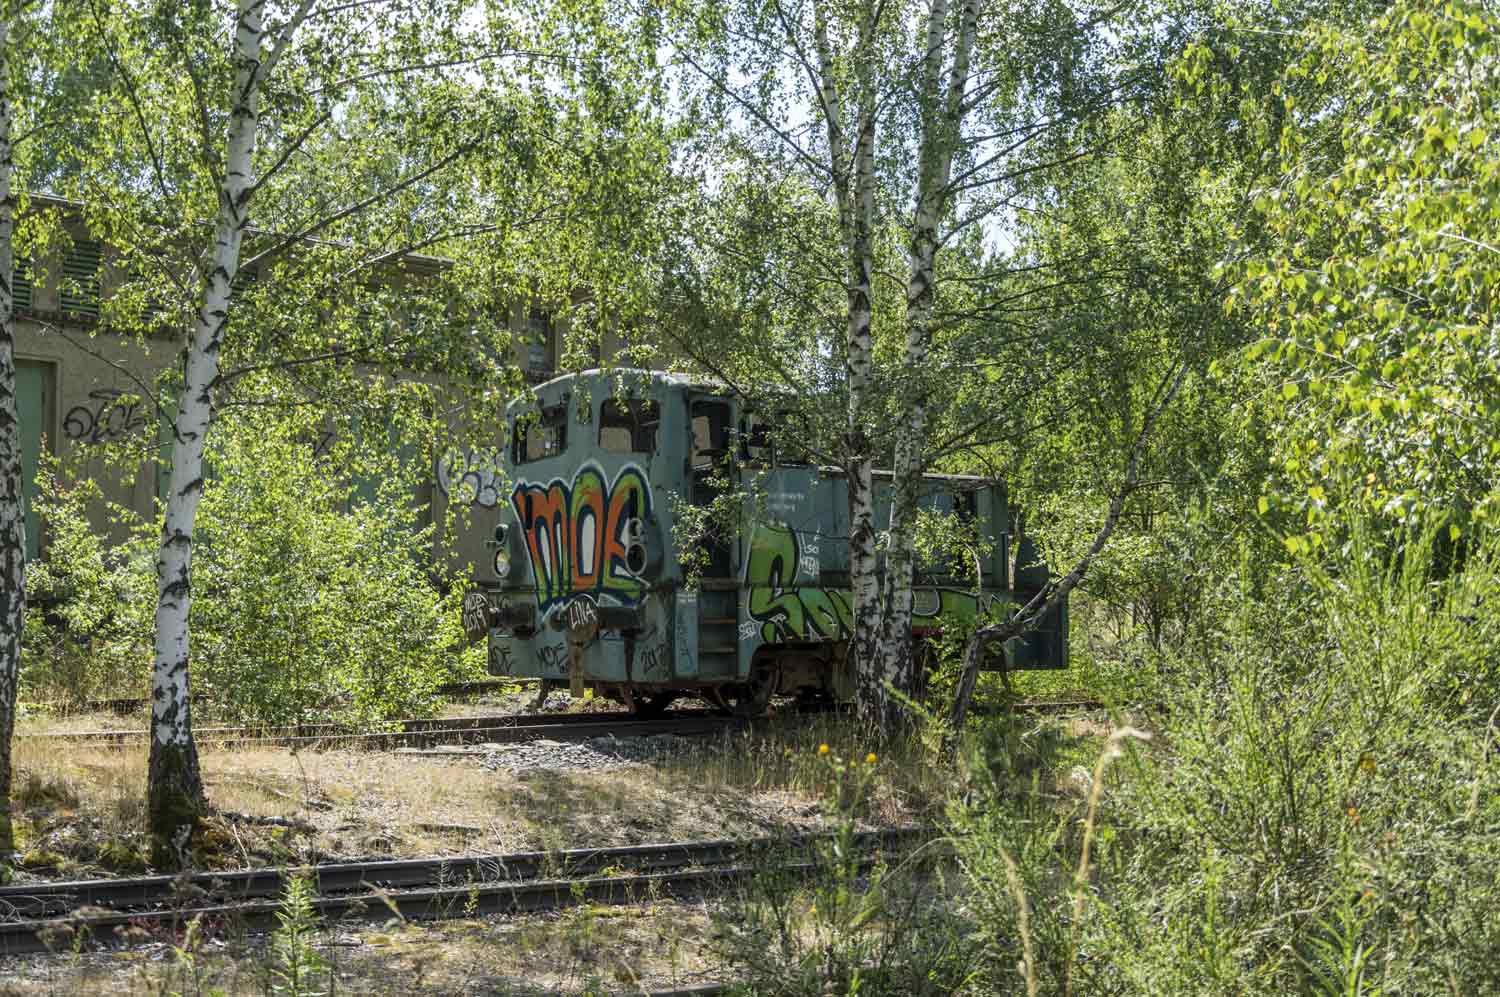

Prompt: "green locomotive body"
[463,369,1066,713]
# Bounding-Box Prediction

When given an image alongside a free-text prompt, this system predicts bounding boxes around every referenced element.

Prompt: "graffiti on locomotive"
[509,461,653,622]
[743,521,1005,645]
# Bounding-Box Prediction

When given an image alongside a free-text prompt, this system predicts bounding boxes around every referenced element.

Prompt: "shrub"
[23,457,156,704]
[25,406,484,725]
[951,517,1500,994]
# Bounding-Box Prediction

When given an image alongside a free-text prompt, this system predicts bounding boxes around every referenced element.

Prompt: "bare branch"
[259,0,316,79]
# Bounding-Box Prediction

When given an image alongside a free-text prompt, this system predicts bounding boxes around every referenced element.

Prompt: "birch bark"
[0,6,22,865]
[870,0,980,726]
[148,0,268,864]
[811,0,884,724]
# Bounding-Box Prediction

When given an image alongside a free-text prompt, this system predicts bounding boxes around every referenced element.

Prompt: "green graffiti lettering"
[746,521,1008,643]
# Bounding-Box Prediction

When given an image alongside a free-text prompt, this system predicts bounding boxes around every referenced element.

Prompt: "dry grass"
[6,722,902,876]
[8,708,1091,879]
[14,707,151,737]
[0,900,722,995]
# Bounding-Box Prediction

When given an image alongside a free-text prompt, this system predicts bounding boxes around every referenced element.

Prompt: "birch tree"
[0,2,21,867]
[138,0,275,863]
[867,0,979,720]
[809,0,884,725]
[0,0,99,870]
[53,0,673,862]
[666,0,1146,728]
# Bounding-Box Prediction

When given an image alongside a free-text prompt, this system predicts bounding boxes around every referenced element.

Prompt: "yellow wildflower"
[818,743,830,755]
[865,752,878,765]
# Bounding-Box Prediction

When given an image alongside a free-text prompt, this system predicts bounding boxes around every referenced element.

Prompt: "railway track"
[22,697,1118,751]
[32,680,524,717]
[26,698,1128,746]
[20,708,749,750]
[0,828,934,957]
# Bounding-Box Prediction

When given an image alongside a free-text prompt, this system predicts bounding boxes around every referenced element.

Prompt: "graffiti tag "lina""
[511,462,653,612]
[564,597,599,631]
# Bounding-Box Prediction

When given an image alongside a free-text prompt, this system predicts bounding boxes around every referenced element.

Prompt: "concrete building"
[14,197,595,580]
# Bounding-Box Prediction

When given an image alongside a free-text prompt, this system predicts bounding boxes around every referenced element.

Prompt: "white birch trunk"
[0,8,22,863]
[869,0,981,726]
[148,0,266,863]
[812,0,885,724]
[845,109,882,723]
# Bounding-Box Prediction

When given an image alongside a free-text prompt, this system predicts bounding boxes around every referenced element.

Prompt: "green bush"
[952,517,1500,994]
[25,407,484,724]
[23,459,156,704]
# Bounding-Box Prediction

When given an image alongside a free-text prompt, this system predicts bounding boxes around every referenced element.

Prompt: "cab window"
[691,400,732,470]
[739,412,774,467]
[512,404,568,464]
[599,398,660,454]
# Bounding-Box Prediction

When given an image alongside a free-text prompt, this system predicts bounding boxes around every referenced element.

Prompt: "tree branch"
[950,357,1190,729]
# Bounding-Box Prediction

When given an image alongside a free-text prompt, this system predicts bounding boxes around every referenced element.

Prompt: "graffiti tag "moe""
[511,463,653,611]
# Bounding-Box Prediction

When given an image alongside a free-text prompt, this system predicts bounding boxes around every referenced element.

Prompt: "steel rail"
[24,698,1120,750]
[34,680,528,717]
[0,829,935,957]
[20,709,747,750]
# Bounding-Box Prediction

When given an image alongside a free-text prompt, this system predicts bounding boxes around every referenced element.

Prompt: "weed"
[269,876,328,997]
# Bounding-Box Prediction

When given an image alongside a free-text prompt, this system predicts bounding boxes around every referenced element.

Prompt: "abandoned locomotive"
[460,369,1066,715]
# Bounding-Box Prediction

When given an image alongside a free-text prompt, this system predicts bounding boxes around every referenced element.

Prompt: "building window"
[13,257,31,312]
[60,240,103,318]
[599,398,660,454]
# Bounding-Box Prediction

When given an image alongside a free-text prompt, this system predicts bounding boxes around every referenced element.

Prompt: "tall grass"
[953,518,1500,994]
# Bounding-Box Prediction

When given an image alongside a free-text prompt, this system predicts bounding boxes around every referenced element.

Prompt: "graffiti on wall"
[436,448,504,507]
[510,462,653,613]
[743,521,1005,644]
[63,389,148,444]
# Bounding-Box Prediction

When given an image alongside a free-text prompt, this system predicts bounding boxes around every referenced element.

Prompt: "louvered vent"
[61,240,103,317]
[13,257,30,311]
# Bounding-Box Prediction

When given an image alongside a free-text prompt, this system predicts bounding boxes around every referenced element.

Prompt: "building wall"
[10,205,649,587]
[14,296,624,585]
[16,306,168,553]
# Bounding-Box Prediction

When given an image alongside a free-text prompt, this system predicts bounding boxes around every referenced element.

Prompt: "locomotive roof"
[507,367,727,414]
[506,368,996,489]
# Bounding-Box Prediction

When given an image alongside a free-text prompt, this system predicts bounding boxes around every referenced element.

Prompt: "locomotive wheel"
[728,659,779,718]
[630,691,680,717]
